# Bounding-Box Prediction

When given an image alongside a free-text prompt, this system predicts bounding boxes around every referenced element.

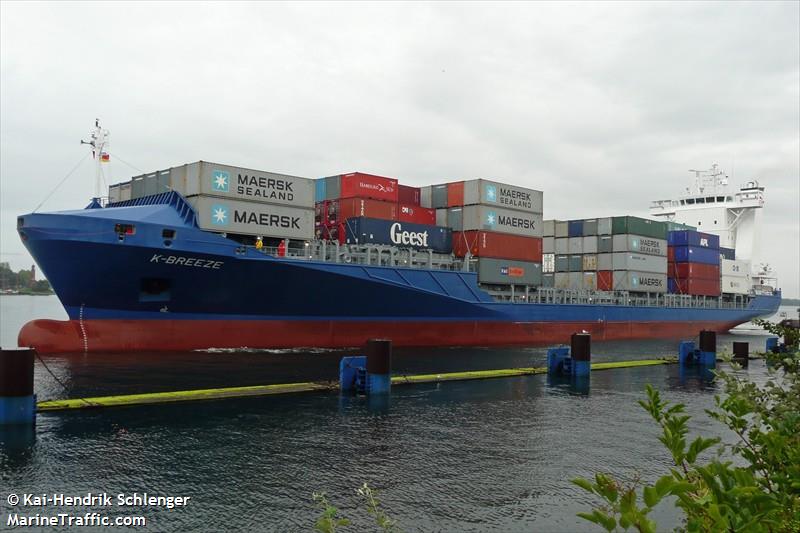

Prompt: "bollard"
[765,337,779,353]
[679,341,696,366]
[570,333,591,377]
[698,330,716,367]
[0,348,36,426]
[364,339,392,394]
[732,342,749,367]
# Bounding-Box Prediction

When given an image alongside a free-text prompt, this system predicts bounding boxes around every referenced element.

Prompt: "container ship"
[16,123,780,353]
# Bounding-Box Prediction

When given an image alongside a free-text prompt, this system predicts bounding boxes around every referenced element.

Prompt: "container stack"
[667,230,721,296]
[610,216,668,293]
[434,179,544,287]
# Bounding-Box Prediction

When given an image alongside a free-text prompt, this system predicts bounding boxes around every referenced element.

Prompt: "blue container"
[667,230,720,249]
[568,220,583,237]
[314,179,327,202]
[343,217,453,253]
[719,247,735,260]
[671,245,721,265]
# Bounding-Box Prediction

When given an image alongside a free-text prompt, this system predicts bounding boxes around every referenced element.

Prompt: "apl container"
[668,278,721,296]
[671,246,721,265]
[721,259,751,277]
[543,253,555,273]
[597,270,612,291]
[611,216,667,240]
[612,235,667,256]
[568,255,582,272]
[460,205,543,237]
[555,221,569,238]
[398,204,436,225]
[568,237,583,254]
[543,237,554,254]
[477,258,542,286]
[612,252,667,274]
[452,231,543,262]
[568,220,583,237]
[582,236,598,254]
[613,271,667,293]
[598,235,612,253]
[721,275,751,295]
[668,262,721,280]
[338,172,398,202]
[462,179,544,213]
[667,230,720,249]
[398,185,421,206]
[555,238,569,254]
[343,217,452,253]
[188,196,314,240]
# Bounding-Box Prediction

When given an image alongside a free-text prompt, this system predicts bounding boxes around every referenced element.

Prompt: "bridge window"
[680,200,685,205]
[716,196,724,202]
[727,196,733,201]
[686,198,695,204]
[705,197,714,203]
[696,198,705,204]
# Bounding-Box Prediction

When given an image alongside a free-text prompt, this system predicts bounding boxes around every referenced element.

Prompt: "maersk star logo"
[485,184,497,202]
[632,276,639,287]
[211,204,228,225]
[632,238,639,249]
[485,211,496,227]
[212,170,230,192]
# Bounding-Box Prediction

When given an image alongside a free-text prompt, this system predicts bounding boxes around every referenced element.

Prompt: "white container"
[612,252,667,274]
[568,237,583,254]
[582,236,598,254]
[597,217,612,235]
[543,237,555,254]
[555,272,570,289]
[435,209,449,227]
[568,272,582,289]
[555,238,569,254]
[543,253,555,273]
[721,259,751,277]
[555,221,569,238]
[582,272,597,290]
[543,219,556,237]
[721,275,751,295]
[612,234,667,256]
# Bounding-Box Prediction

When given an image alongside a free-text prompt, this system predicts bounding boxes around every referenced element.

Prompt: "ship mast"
[80,119,110,198]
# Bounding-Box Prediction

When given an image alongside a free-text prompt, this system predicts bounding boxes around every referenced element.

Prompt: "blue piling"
[339,356,366,392]
[365,339,392,395]
[570,333,591,377]
[547,347,569,375]
[679,341,696,365]
[0,348,36,426]
[699,330,716,367]
[765,337,779,353]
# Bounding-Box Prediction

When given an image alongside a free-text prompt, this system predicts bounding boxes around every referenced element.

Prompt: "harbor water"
[1,295,795,531]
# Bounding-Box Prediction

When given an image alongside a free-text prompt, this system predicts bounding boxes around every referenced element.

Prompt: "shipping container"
[447,181,465,207]
[568,255,582,272]
[613,271,668,293]
[597,253,612,271]
[543,253,555,273]
[611,216,667,239]
[108,183,121,203]
[582,254,597,271]
[542,273,555,288]
[582,219,598,236]
[721,259,751,277]
[477,258,542,286]
[119,182,132,201]
[582,272,597,290]
[568,272,582,289]
[721,275,751,295]
[555,255,569,272]
[188,196,314,240]
[331,197,399,222]
[174,161,315,208]
[543,236,554,254]
[398,185,421,206]
[667,230,720,249]
[432,184,448,208]
[462,179,544,213]
[597,217,612,235]
[555,272,570,289]
[325,175,341,200]
[582,236,598,254]
[131,175,145,199]
[568,220,583,237]
[398,204,436,225]
[555,237,569,254]
[315,179,327,202]
[598,235,612,253]
[668,262,720,280]
[670,245,721,265]
[668,278,721,297]
[447,207,463,231]
[435,208,448,227]
[451,231,543,262]
[338,172,398,202]
[612,252,667,274]
[611,234,667,256]
[568,237,583,254]
[555,221,569,238]
[597,270,612,291]
[543,219,556,237]
[342,217,452,253]
[460,205,543,237]
[420,186,432,208]
[665,221,697,232]
[719,247,735,260]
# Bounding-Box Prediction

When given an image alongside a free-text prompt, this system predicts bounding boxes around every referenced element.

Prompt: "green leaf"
[571,477,595,493]
[643,486,661,508]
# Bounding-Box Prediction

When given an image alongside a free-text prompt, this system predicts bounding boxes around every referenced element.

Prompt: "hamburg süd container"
[188,196,314,240]
[667,230,720,249]
[452,230,543,262]
[460,205,543,238]
[611,216,667,240]
[612,252,668,274]
[613,271,668,293]
[668,278,721,297]
[398,185,421,206]
[477,258,542,286]
[462,179,544,213]
[338,172,399,202]
[342,217,452,253]
[398,204,436,225]
[668,262,720,280]
[611,235,667,256]
[670,246,721,265]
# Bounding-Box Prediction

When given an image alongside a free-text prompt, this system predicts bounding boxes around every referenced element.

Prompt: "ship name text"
[150,254,223,269]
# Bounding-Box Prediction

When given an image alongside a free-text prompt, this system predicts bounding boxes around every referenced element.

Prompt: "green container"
[665,221,697,232]
[611,216,667,239]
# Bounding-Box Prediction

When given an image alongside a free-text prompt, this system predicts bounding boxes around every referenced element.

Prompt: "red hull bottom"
[18,319,742,354]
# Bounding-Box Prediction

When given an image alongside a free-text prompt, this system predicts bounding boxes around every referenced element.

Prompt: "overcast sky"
[1,1,798,296]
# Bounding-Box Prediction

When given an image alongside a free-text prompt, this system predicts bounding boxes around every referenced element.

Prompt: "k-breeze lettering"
[234,210,301,229]
[390,222,429,247]
[236,174,295,201]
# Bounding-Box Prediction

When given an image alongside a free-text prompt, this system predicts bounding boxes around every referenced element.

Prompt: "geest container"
[568,220,583,237]
[721,259,751,277]
[667,230,720,249]
[597,270,612,291]
[460,205,543,237]
[555,238,569,254]
[398,204,436,225]
[721,275,751,295]
[668,263,721,280]
[462,179,543,213]
[334,198,398,222]
[669,278,721,297]
[583,236,598,254]
[398,185,421,206]
[612,252,667,274]
[568,237,583,254]
[671,246,721,265]
[477,258,542,286]
[342,217,452,253]
[339,172,398,202]
[543,253,555,273]
[613,271,668,293]
[543,236,554,254]
[175,161,314,208]
[612,235,667,256]
[188,196,314,240]
[452,231,542,262]
[555,221,569,238]
[611,216,667,240]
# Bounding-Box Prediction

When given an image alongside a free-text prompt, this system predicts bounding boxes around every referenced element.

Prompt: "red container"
[452,230,542,262]
[667,246,675,262]
[447,181,465,207]
[339,172,398,202]
[670,278,721,296]
[397,204,436,225]
[333,198,398,222]
[398,185,421,206]
[597,270,613,291]
[668,262,720,281]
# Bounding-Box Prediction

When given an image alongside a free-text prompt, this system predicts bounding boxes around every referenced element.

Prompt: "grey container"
[542,273,555,288]
[543,237,554,254]
[555,237,569,254]
[597,217,612,235]
[432,184,448,208]
[120,182,132,201]
[612,235,667,256]
[108,183,121,203]
[463,179,544,213]
[568,237,583,254]
[598,235,613,253]
[555,221,569,238]
[188,196,314,240]
[435,209,449,227]
[325,175,341,200]
[555,272,570,289]
[582,236,598,254]
[420,186,432,208]
[543,219,556,237]
[597,253,612,271]
[555,255,569,272]
[568,272,582,289]
[612,252,667,274]
[461,205,543,237]
[613,271,667,293]
[131,175,146,199]
[477,258,542,285]
[543,253,555,273]
[582,219,598,236]
[568,255,582,272]
[448,207,463,231]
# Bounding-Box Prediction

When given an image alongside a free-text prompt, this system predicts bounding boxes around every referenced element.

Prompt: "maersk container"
[721,259,751,277]
[188,196,314,240]
[461,205,543,238]
[543,236,554,254]
[568,272,582,289]
[447,207,464,231]
[543,219,556,237]
[542,273,555,288]
[477,258,542,286]
[555,221,569,238]
[597,270,612,291]
[451,231,542,262]
[583,272,597,290]
[568,255,582,272]
[462,179,544,214]
[613,271,667,293]
[668,262,720,280]
[555,272,570,289]
[435,209,448,227]
[671,246,721,265]
[582,236,598,254]
[398,204,436,225]
[598,235,612,253]
[612,235,667,256]
[597,253,612,271]
[568,220,583,237]
[447,181,465,207]
[343,217,452,253]
[175,161,315,208]
[432,184,448,208]
[611,216,667,240]
[568,237,583,254]
[669,278,721,297]
[398,185,421,206]
[612,252,667,274]
[582,219,598,236]
[543,253,555,273]
[721,275,751,295]
[315,179,327,202]
[555,255,569,272]
[597,217,612,235]
[719,247,735,260]
[667,230,720,249]
[582,254,597,271]
[420,186,432,208]
[555,238,569,254]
